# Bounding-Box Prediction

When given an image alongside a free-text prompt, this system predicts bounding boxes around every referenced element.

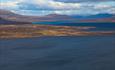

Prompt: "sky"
[0,0,115,16]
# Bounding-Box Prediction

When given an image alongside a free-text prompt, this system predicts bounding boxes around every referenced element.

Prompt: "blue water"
[0,36,115,70]
[33,22,115,31]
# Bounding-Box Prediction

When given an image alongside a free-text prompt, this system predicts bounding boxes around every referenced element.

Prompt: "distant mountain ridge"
[0,10,72,22]
[0,9,115,23]
[71,13,115,19]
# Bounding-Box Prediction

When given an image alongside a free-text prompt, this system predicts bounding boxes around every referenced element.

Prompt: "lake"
[33,22,115,31]
[0,36,115,70]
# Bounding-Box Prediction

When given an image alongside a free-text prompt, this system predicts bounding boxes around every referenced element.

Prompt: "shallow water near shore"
[0,36,115,70]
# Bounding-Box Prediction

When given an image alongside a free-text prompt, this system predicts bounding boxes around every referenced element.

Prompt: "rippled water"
[0,36,115,70]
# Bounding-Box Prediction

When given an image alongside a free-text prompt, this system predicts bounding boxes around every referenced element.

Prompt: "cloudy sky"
[0,0,115,16]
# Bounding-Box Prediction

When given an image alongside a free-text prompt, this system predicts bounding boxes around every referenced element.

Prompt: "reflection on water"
[0,36,115,70]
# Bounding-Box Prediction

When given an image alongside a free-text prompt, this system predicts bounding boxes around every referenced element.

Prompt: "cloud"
[20,0,81,10]
[55,0,115,3]
[0,2,18,9]
[0,0,115,15]
[0,0,22,10]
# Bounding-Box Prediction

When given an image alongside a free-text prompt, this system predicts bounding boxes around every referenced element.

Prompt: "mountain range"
[0,9,115,24]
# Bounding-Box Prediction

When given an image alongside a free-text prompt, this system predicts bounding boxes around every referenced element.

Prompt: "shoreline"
[0,24,115,39]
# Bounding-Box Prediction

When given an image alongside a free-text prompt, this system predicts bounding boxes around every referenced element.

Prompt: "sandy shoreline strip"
[0,24,115,38]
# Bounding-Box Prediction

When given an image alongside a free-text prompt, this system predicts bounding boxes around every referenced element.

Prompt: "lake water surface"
[0,36,115,70]
[33,22,115,31]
